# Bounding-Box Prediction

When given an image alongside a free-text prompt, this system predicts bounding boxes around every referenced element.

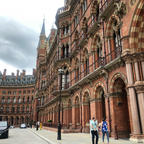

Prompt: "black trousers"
[91,130,99,144]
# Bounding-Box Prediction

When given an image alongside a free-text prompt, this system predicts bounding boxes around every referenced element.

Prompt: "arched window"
[75,58,80,82]
[13,97,16,103]
[12,107,15,113]
[8,97,11,103]
[82,0,87,14]
[113,29,121,48]
[83,49,89,76]
[17,107,20,113]
[65,70,69,89]
[23,97,25,103]
[66,44,69,57]
[27,96,29,103]
[18,97,21,103]
[22,106,25,112]
[61,45,65,59]
[2,97,5,103]
[6,107,9,112]
[26,106,29,112]
[59,66,70,90]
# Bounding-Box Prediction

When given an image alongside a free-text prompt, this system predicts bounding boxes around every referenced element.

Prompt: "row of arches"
[39,76,131,137]
[1,96,33,104]
[1,116,31,126]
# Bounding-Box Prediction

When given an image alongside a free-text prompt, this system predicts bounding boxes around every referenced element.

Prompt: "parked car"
[20,123,27,128]
[10,125,14,129]
[0,121,9,138]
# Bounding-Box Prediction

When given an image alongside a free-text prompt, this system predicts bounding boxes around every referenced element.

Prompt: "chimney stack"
[11,72,15,76]
[3,69,6,76]
[17,70,19,77]
[3,69,7,80]
[23,69,26,76]
[33,69,36,76]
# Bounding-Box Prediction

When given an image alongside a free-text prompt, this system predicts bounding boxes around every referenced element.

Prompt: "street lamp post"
[57,69,64,140]
[36,98,40,130]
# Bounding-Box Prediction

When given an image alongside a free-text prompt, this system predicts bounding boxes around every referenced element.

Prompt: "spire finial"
[40,18,45,35]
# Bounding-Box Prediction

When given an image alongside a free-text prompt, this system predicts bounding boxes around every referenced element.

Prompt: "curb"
[28,128,56,144]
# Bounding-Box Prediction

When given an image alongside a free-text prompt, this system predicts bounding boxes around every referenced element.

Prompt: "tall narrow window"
[66,44,69,57]
[65,71,69,89]
[2,97,5,103]
[85,58,89,75]
[8,97,11,103]
[13,97,16,103]
[82,0,87,14]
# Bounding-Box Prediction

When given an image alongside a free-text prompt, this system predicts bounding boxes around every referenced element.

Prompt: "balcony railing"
[51,46,122,94]
[69,46,122,86]
[57,5,70,15]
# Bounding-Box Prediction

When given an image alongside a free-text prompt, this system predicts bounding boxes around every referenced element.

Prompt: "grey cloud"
[0,17,39,69]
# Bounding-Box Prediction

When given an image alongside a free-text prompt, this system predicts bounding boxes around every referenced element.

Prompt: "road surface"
[0,128,50,144]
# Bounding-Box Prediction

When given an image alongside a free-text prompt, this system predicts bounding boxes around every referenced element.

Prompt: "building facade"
[34,0,144,142]
[0,69,35,126]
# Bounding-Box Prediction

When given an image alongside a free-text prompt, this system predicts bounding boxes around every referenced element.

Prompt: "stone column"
[72,105,76,128]
[135,82,144,134]
[126,62,141,135]
[134,58,144,134]
[134,61,140,81]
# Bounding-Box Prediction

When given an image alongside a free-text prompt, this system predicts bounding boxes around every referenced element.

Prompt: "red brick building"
[34,0,144,142]
[0,69,35,126]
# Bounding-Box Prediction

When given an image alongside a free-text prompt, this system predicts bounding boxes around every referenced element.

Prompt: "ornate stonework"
[130,0,136,6]
[114,1,127,19]
[135,81,144,93]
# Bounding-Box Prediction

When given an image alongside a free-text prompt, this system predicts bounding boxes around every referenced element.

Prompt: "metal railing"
[51,46,122,93]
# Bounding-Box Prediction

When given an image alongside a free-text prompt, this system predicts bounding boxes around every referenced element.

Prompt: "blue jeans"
[91,130,99,144]
[102,131,109,142]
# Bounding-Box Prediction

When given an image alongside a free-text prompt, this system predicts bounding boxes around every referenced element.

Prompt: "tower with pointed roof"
[37,19,47,66]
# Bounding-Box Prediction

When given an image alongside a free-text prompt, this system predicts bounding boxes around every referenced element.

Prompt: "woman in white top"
[90,117,99,144]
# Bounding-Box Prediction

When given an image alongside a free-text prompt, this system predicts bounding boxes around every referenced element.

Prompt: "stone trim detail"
[109,72,128,93]
[129,1,144,53]
[93,81,106,96]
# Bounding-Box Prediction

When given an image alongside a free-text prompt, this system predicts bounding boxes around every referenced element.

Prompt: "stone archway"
[129,1,144,53]
[112,77,131,138]
[95,86,106,123]
[82,91,91,132]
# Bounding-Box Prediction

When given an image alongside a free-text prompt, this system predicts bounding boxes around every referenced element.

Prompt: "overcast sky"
[0,0,64,75]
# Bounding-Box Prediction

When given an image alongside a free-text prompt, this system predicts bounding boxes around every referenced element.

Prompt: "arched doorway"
[95,86,106,122]
[113,78,130,138]
[83,92,91,132]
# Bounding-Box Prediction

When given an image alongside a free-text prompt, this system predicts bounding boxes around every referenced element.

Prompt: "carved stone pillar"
[134,61,140,81]
[135,82,144,134]
[126,62,141,135]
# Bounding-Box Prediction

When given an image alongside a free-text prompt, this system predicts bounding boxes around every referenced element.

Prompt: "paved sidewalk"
[29,128,140,144]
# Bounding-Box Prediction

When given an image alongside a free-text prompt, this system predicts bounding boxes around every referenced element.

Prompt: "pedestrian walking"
[90,117,99,144]
[40,122,42,130]
[36,121,39,131]
[100,118,109,144]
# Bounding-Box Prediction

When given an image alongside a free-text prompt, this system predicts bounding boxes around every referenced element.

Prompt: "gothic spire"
[40,19,45,35]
